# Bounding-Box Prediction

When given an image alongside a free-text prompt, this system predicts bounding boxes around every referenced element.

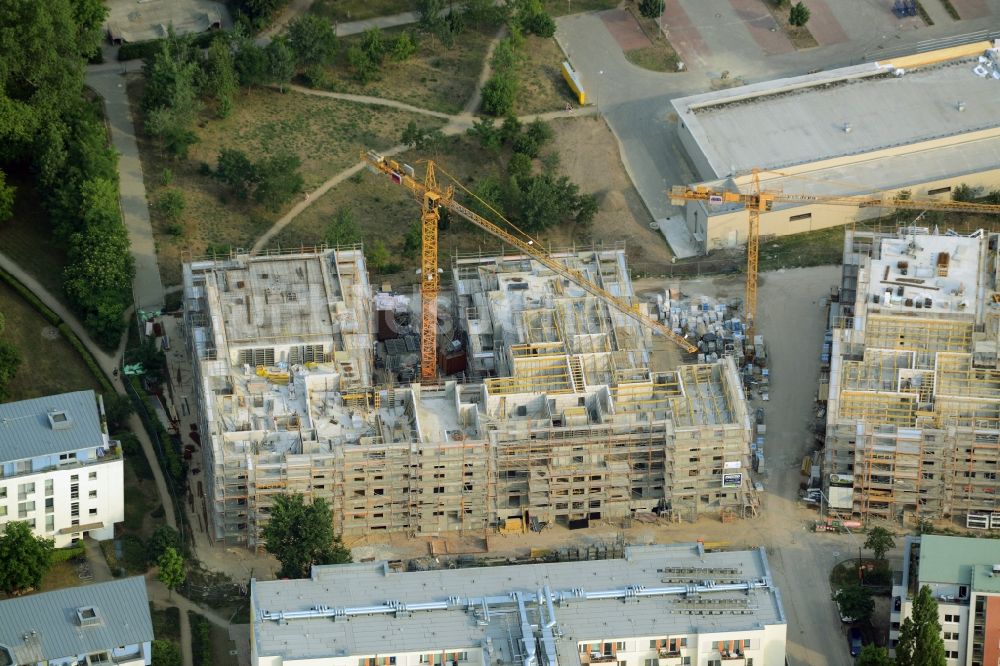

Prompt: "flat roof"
[0,577,151,664]
[0,390,103,463]
[675,56,1000,179]
[918,535,1000,586]
[252,544,785,661]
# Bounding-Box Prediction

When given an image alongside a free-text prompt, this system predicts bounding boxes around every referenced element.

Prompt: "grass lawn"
[624,6,681,73]
[0,169,71,300]
[130,80,443,287]
[307,25,495,115]
[310,0,409,22]
[151,605,182,642]
[0,279,101,401]
[543,0,618,16]
[272,134,514,282]
[514,34,577,115]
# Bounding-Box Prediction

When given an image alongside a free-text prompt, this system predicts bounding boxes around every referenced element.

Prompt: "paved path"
[85,66,165,314]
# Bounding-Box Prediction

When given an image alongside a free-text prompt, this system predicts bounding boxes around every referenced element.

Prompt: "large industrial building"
[668,42,1000,256]
[250,543,788,666]
[824,227,1000,526]
[183,247,759,548]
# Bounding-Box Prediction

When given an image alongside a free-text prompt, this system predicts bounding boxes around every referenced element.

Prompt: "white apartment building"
[0,576,153,666]
[891,535,1000,666]
[251,544,787,666]
[0,390,124,547]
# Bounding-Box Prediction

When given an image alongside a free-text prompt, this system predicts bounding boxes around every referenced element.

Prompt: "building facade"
[891,535,1000,666]
[184,248,759,548]
[0,391,124,547]
[823,228,1000,525]
[0,576,153,666]
[670,43,1000,256]
[251,544,787,666]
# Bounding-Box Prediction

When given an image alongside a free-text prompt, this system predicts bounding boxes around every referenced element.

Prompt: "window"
[928,186,952,196]
[45,515,54,532]
[71,483,79,500]
[45,479,53,497]
[18,501,35,518]
[17,482,35,499]
[45,498,53,514]
[59,452,76,462]
[943,631,959,640]
[89,490,97,499]
[944,614,959,623]
[71,502,79,517]
[89,508,98,516]
[89,472,97,480]
[789,212,812,222]
[0,486,5,499]
[0,506,6,517]
[70,474,78,482]
[945,650,958,659]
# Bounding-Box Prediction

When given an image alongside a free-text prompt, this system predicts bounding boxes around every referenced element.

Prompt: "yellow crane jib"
[361,149,699,373]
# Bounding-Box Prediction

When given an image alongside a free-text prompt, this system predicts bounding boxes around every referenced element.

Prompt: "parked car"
[848,627,862,657]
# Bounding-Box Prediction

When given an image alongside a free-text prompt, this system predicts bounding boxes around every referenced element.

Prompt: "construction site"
[182,246,759,548]
[823,227,1000,527]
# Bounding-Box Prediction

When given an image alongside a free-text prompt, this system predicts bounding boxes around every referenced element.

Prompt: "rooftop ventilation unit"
[47,410,72,431]
[76,607,101,627]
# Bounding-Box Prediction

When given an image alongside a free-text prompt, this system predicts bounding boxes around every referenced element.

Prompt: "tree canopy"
[864,527,895,562]
[157,546,186,599]
[833,584,874,624]
[858,645,893,666]
[287,14,338,67]
[896,585,946,666]
[0,313,21,402]
[263,494,351,579]
[0,521,54,594]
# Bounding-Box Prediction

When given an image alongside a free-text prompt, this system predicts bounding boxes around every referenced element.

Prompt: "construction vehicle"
[362,149,699,381]
[670,175,1000,334]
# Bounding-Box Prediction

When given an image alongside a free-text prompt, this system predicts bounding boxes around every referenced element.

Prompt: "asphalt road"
[555,0,1000,256]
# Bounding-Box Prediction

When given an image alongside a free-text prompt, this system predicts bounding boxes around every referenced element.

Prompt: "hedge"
[188,611,214,666]
[50,541,86,563]
[118,31,224,61]
[0,267,61,325]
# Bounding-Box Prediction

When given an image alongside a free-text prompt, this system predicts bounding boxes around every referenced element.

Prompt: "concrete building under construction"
[824,228,1000,527]
[183,247,758,548]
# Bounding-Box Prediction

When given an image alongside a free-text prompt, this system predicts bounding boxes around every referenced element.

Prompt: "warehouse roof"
[0,390,104,463]
[0,577,152,664]
[674,56,1000,179]
[252,544,785,661]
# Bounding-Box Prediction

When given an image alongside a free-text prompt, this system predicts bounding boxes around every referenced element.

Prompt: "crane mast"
[362,149,698,383]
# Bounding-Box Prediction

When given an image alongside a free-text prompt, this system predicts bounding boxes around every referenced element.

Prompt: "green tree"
[391,31,418,62]
[232,29,269,89]
[858,645,893,666]
[265,36,296,92]
[215,148,257,200]
[402,222,422,258]
[253,152,303,211]
[0,313,21,402]
[463,0,508,28]
[576,193,599,225]
[262,494,351,579]
[361,28,386,66]
[896,585,946,666]
[157,547,186,599]
[152,640,182,666]
[0,170,14,222]
[952,183,979,203]
[155,189,186,223]
[143,31,202,157]
[417,0,446,30]
[834,584,874,624]
[367,240,391,272]
[346,46,378,84]
[102,393,134,431]
[287,14,338,67]
[508,152,532,181]
[639,0,665,18]
[467,117,501,152]
[146,525,182,564]
[324,208,361,246]
[789,1,810,26]
[0,521,54,594]
[864,527,895,562]
[202,37,238,118]
[481,73,517,116]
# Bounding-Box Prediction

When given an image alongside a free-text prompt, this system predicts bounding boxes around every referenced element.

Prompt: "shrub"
[639,0,665,18]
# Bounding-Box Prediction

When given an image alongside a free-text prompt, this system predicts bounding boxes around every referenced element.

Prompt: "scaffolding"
[826,229,1000,526]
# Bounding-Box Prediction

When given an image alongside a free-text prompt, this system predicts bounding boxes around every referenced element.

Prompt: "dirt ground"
[546,114,674,274]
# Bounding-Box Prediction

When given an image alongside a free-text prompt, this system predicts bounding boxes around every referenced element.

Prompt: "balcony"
[720,652,746,662]
[1,445,121,481]
[580,654,617,664]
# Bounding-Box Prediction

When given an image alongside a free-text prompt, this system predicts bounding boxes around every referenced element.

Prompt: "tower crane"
[362,149,698,382]
[670,175,1000,334]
